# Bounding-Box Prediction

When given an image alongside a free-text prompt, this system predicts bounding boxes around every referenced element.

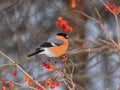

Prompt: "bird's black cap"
[56,33,68,39]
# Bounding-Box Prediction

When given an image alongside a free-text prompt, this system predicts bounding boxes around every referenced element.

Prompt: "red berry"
[82,43,87,48]
[55,22,60,27]
[13,70,17,76]
[2,85,8,90]
[56,82,61,86]
[1,79,6,83]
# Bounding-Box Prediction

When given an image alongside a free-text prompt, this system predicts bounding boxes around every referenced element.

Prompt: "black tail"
[27,49,44,57]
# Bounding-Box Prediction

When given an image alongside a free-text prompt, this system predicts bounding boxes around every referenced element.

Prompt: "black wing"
[27,49,44,57]
[40,42,54,47]
[35,42,55,51]
[35,42,61,51]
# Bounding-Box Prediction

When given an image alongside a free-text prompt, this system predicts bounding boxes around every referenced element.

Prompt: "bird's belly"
[40,49,56,57]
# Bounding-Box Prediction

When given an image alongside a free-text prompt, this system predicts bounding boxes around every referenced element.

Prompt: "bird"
[27,33,68,57]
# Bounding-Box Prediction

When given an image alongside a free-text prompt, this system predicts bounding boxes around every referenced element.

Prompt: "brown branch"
[0,51,46,90]
[0,81,36,90]
[0,8,16,32]
[114,15,120,49]
[67,45,114,55]
[72,10,118,48]
[98,0,114,15]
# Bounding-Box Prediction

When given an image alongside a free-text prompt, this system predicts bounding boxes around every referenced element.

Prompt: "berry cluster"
[56,16,72,32]
[43,62,55,71]
[1,79,14,90]
[104,1,120,14]
[46,78,61,89]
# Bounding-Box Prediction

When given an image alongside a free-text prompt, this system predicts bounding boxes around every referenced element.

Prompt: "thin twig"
[0,63,13,67]
[73,10,118,48]
[0,51,46,90]
[69,59,74,77]
[0,8,16,32]
[65,62,71,74]
[97,38,115,47]
[114,15,120,49]
[98,0,114,15]
[99,22,118,48]
[95,8,116,47]
[94,7,102,23]
[0,81,36,90]
[73,10,99,23]
[62,78,73,90]
[68,45,114,55]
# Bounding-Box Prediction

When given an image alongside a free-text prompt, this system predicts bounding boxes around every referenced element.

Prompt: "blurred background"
[0,0,120,90]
